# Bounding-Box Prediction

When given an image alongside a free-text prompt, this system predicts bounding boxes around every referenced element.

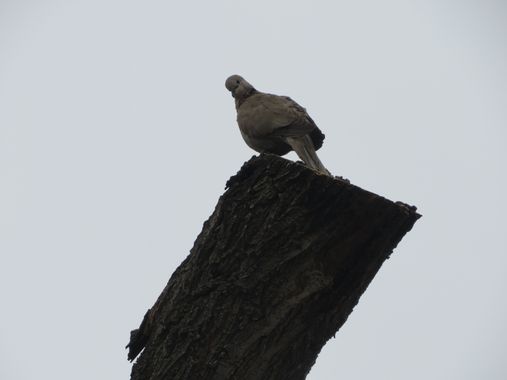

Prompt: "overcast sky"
[1,1,506,379]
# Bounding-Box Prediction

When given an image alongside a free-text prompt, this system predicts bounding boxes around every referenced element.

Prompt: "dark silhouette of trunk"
[127,154,420,380]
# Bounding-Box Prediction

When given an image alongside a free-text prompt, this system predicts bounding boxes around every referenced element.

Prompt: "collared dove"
[225,75,331,175]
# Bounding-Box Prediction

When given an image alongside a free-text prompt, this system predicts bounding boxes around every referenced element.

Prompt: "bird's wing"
[256,94,316,137]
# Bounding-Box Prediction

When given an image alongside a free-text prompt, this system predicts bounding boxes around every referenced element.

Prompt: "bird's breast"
[237,98,277,138]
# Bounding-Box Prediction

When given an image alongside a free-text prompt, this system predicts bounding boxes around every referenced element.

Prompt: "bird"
[225,75,331,175]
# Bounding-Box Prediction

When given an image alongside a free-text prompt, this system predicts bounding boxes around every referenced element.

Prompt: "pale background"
[1,1,506,379]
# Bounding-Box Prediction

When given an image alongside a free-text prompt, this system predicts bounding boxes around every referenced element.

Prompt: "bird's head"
[225,75,255,99]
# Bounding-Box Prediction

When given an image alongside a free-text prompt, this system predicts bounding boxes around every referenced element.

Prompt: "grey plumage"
[225,75,330,175]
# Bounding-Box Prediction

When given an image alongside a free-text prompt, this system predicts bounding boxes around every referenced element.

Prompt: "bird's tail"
[286,136,331,176]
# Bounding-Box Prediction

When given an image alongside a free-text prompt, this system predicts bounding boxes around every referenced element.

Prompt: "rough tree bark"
[127,154,420,380]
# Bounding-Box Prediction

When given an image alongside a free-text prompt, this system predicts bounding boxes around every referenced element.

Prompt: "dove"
[225,75,331,175]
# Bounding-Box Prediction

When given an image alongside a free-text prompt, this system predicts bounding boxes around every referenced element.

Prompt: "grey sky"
[1,1,506,379]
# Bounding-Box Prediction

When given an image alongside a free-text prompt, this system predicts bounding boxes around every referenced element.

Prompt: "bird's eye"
[236,80,240,84]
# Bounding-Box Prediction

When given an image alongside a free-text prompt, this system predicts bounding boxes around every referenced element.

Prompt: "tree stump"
[127,154,421,380]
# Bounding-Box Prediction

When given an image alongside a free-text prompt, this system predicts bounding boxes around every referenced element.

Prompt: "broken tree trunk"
[127,154,420,380]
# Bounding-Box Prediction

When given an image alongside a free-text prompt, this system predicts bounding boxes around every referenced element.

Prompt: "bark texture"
[127,154,420,380]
